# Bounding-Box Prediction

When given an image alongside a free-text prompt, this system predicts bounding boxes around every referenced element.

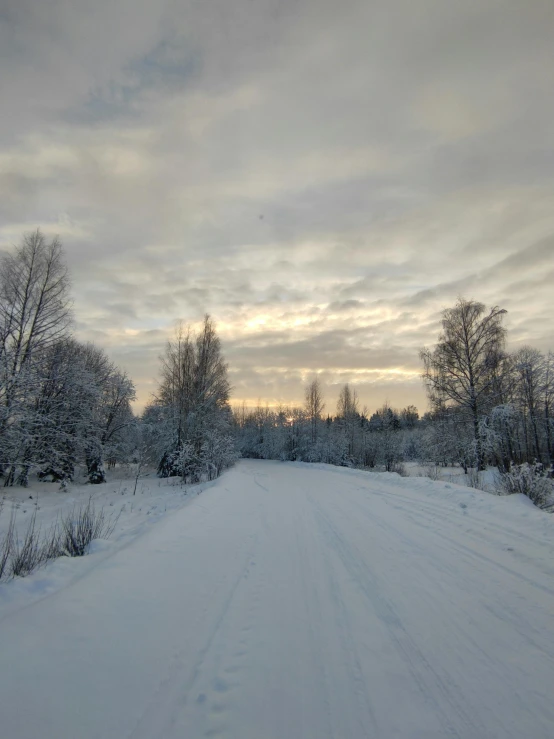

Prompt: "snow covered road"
[1,460,553,739]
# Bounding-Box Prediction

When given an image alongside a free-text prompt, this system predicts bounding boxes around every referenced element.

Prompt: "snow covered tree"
[400,405,419,429]
[511,347,549,465]
[10,339,136,485]
[304,378,325,443]
[543,352,554,472]
[0,231,72,483]
[368,404,403,471]
[0,230,137,487]
[421,298,508,469]
[76,343,136,483]
[24,339,99,484]
[98,369,136,469]
[482,403,520,472]
[149,315,235,481]
[336,384,360,463]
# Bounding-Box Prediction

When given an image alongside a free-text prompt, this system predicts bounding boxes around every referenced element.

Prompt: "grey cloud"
[327,300,364,312]
[2,0,553,411]
[226,325,420,372]
[487,236,554,276]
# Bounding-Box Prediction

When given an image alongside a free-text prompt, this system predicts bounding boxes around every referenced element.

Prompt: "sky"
[1,0,554,415]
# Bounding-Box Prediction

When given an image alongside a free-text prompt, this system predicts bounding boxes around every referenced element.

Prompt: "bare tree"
[99,369,136,467]
[336,384,360,462]
[0,231,72,482]
[336,383,359,419]
[544,352,554,473]
[194,315,231,428]
[304,378,325,443]
[421,298,508,469]
[512,347,547,464]
[0,230,71,378]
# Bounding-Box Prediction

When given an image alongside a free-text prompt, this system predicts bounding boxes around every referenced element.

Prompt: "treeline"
[233,381,419,472]
[235,299,554,479]
[0,231,236,488]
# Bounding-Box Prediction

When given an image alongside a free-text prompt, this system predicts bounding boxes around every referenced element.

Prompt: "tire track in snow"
[292,494,347,739]
[364,480,554,556]
[360,492,554,651]
[308,478,554,735]
[309,503,382,738]
[324,487,550,695]
[309,492,489,739]
[338,488,554,651]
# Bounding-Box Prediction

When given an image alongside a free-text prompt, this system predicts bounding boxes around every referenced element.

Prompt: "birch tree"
[421,298,508,469]
[0,230,72,481]
[151,315,234,481]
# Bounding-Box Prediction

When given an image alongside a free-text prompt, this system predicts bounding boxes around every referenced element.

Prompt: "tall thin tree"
[421,298,508,469]
[305,378,325,443]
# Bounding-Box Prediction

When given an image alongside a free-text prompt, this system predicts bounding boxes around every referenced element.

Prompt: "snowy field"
[0,470,215,617]
[1,459,553,739]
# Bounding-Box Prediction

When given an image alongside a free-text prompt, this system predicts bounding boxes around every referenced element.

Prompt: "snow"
[1,459,553,739]
[402,461,501,491]
[0,471,215,618]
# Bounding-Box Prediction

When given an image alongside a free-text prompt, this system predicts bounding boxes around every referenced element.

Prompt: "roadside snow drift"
[1,460,553,739]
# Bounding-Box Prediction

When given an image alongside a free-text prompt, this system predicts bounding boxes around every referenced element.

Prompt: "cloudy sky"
[1,0,553,414]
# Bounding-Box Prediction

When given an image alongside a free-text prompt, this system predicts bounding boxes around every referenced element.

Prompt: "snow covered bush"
[496,463,553,507]
[466,467,483,489]
[59,499,119,557]
[0,495,121,581]
[422,464,442,481]
[389,461,408,477]
[0,506,61,580]
[0,501,14,579]
[9,511,47,578]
